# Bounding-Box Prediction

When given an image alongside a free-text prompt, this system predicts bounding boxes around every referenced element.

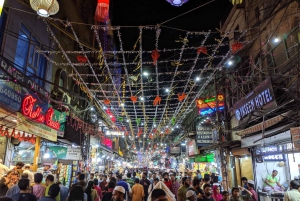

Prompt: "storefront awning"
[236,111,291,136]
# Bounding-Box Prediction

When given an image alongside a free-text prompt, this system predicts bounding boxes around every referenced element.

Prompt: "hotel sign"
[233,79,276,122]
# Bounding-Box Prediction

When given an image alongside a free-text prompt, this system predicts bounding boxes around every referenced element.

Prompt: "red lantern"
[151,50,160,66]
[95,0,110,22]
[197,46,207,55]
[231,42,243,53]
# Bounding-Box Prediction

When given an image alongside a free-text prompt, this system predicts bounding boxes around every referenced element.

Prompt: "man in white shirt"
[23,164,34,183]
[0,159,9,179]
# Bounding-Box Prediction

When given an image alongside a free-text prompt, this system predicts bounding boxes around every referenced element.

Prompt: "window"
[14,23,47,86]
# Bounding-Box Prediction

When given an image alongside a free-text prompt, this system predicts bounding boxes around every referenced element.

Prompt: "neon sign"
[196,95,224,115]
[22,95,60,130]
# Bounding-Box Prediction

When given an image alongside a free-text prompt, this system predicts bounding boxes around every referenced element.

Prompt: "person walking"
[170,174,180,199]
[148,178,159,195]
[199,184,214,201]
[212,185,222,201]
[112,186,126,201]
[57,182,68,201]
[140,172,150,201]
[45,175,60,201]
[11,178,37,201]
[6,173,29,197]
[132,179,144,201]
[102,181,115,201]
[32,173,46,199]
[23,164,34,184]
[177,177,190,201]
[92,179,102,201]
[186,190,196,201]
[85,181,94,201]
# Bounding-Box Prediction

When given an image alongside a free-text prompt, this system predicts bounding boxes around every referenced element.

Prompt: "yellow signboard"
[17,113,57,142]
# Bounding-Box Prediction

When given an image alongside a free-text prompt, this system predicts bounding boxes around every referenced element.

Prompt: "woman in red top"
[162,172,172,189]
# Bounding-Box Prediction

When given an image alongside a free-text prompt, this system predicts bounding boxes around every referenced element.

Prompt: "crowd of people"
[1,160,300,201]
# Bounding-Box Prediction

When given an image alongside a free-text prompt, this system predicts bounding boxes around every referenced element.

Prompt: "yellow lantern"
[30,0,59,17]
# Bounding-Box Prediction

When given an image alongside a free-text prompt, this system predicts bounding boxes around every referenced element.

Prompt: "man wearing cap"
[284,180,300,201]
[186,190,195,201]
[23,164,34,184]
[0,159,9,179]
[113,186,126,201]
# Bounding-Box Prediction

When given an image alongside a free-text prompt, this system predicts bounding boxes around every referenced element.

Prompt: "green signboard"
[195,153,215,162]
[48,146,68,159]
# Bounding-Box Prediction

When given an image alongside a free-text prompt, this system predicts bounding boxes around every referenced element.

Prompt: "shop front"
[242,129,300,201]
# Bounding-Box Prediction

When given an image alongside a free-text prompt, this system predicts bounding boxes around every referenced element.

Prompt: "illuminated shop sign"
[233,78,277,121]
[22,95,60,130]
[105,130,124,136]
[196,95,224,115]
[255,145,285,161]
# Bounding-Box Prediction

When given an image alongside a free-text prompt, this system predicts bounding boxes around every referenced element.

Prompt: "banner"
[48,146,67,159]
[188,140,198,156]
[54,110,66,137]
[290,127,300,151]
[17,113,57,142]
[48,146,81,160]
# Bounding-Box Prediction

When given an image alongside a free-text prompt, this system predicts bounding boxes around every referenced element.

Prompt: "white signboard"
[66,148,82,160]
[106,130,124,136]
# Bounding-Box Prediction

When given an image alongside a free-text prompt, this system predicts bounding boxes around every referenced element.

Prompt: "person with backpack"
[148,178,159,194]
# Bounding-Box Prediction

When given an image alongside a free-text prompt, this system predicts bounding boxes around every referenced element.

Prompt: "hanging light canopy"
[30,0,59,17]
[166,0,189,7]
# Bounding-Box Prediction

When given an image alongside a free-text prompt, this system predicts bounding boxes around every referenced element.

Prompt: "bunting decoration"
[153,95,162,106]
[103,99,111,105]
[136,118,141,126]
[130,96,138,103]
[231,41,243,53]
[117,116,124,122]
[76,54,88,63]
[178,93,186,102]
[151,50,160,65]
[171,117,176,126]
[197,46,207,55]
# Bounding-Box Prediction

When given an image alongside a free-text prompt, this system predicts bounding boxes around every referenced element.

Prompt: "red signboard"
[188,140,198,156]
[21,95,60,130]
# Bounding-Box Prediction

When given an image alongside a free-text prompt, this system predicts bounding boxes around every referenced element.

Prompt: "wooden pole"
[32,136,41,172]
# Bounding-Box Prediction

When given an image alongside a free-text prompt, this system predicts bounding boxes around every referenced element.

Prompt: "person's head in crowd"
[162,172,169,181]
[108,181,116,189]
[67,186,84,201]
[45,174,55,186]
[93,179,99,187]
[48,184,60,198]
[103,175,108,181]
[16,162,24,169]
[170,173,176,181]
[153,178,159,186]
[151,189,166,201]
[90,173,95,180]
[117,175,122,181]
[34,173,43,184]
[21,173,29,179]
[77,181,87,191]
[241,177,248,185]
[199,178,204,187]
[44,165,51,171]
[127,173,131,179]
[133,172,136,177]
[79,174,85,182]
[142,172,147,179]
[204,177,210,184]
[290,180,300,190]
[24,164,31,170]
[76,172,81,179]
[247,180,255,190]
[231,187,240,198]
[182,177,190,187]
[186,190,195,201]
[111,177,117,183]
[222,191,230,201]
[203,184,212,197]
[18,179,30,192]
[152,173,157,179]
[193,178,200,188]
[112,186,126,201]
[135,178,140,184]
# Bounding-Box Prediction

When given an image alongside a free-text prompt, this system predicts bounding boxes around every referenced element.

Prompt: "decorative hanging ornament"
[151,50,160,66]
[103,99,110,105]
[178,93,186,102]
[138,128,143,137]
[197,46,207,55]
[231,42,243,53]
[171,117,176,126]
[130,96,138,104]
[76,55,88,63]
[95,0,110,22]
[136,118,141,126]
[166,0,189,6]
[153,95,162,106]
[231,0,243,5]
[30,0,59,17]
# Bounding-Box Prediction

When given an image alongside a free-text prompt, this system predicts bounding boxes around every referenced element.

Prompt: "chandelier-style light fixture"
[166,0,189,7]
[30,0,59,17]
